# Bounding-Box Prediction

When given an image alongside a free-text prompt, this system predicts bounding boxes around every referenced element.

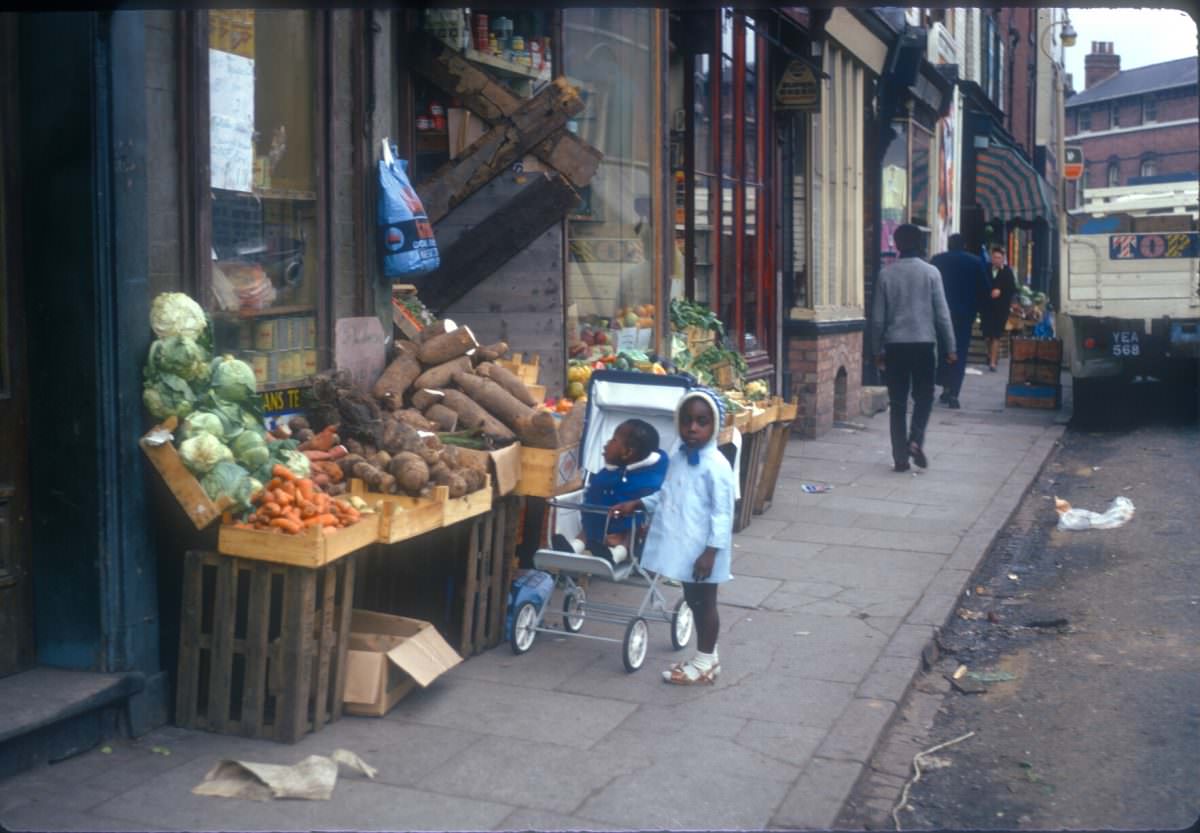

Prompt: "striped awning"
[976,137,1055,223]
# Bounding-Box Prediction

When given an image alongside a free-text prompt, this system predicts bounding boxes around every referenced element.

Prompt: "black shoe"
[551,533,574,553]
[947,396,961,409]
[939,390,951,404]
[893,462,911,473]
[908,442,928,469]
[588,540,615,563]
[989,364,998,372]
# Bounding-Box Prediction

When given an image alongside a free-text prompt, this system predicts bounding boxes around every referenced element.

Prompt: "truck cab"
[1060,182,1200,408]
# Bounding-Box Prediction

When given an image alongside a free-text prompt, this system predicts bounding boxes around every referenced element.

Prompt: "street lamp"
[1040,14,1077,62]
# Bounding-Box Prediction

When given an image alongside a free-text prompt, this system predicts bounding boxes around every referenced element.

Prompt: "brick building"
[1065,45,1199,207]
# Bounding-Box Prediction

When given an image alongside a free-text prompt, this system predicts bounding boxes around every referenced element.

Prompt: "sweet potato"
[413,356,472,392]
[386,451,430,495]
[372,352,421,410]
[411,388,445,412]
[353,460,396,494]
[393,339,420,359]
[288,416,311,432]
[452,370,536,432]
[396,408,437,432]
[424,403,459,432]
[439,389,516,443]
[471,341,509,364]
[476,361,536,407]
[417,326,477,367]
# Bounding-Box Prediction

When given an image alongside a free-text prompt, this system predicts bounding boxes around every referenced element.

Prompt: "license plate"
[1110,331,1141,357]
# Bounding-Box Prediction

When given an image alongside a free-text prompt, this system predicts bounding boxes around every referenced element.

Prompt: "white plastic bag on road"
[1054,496,1135,531]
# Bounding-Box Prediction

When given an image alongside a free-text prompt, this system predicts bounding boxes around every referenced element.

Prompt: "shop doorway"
[0,13,34,678]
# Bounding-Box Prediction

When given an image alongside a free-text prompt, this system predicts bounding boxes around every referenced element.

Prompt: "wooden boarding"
[1005,383,1062,410]
[139,421,232,530]
[349,479,445,543]
[753,398,800,516]
[747,402,779,434]
[175,550,356,743]
[498,352,540,386]
[443,474,494,527]
[734,425,771,532]
[217,516,378,568]
[526,383,547,404]
[1010,360,1061,385]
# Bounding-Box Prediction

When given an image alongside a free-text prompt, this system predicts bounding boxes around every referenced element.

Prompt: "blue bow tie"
[682,442,701,466]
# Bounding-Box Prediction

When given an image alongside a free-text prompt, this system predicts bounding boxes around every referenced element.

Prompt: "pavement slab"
[0,356,1066,833]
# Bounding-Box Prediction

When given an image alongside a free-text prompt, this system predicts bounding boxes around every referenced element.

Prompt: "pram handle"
[545,498,645,543]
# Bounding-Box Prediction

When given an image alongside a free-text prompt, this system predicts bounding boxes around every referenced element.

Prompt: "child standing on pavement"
[609,388,735,685]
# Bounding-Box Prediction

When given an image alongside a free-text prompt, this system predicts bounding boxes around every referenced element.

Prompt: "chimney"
[1085,41,1121,89]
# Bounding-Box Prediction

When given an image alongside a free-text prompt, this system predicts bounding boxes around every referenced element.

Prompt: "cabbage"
[201,461,251,502]
[148,336,210,384]
[143,373,196,421]
[204,395,248,440]
[235,477,264,510]
[179,432,234,475]
[241,409,265,432]
[150,292,208,340]
[276,449,311,479]
[179,411,225,443]
[210,355,257,403]
[230,429,270,469]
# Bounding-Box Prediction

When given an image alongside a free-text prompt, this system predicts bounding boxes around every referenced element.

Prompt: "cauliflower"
[150,292,208,340]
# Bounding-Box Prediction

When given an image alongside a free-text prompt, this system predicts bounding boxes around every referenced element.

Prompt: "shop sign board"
[775,59,820,111]
[1063,146,1083,181]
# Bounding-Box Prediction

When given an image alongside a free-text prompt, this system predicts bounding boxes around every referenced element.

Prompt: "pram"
[510,371,699,672]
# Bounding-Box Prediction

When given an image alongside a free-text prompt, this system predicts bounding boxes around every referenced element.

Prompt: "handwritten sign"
[335,317,387,392]
[209,48,255,193]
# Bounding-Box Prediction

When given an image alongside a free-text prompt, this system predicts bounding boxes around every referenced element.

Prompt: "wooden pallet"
[753,398,800,515]
[460,496,520,657]
[734,423,771,533]
[175,550,356,743]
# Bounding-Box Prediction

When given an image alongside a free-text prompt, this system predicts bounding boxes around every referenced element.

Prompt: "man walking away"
[869,224,957,472]
[931,233,989,408]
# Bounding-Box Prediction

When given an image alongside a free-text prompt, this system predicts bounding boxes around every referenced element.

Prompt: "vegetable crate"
[734,419,773,532]
[498,352,541,386]
[753,397,800,516]
[140,422,232,530]
[175,550,356,744]
[515,444,583,498]
[684,325,716,355]
[1010,336,1063,364]
[349,479,445,544]
[1005,382,1062,410]
[217,516,379,568]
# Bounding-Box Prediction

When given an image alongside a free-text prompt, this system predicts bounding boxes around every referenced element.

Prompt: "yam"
[288,416,311,432]
[353,461,396,494]
[424,403,459,432]
[430,462,468,499]
[452,370,535,432]
[418,326,477,367]
[413,356,472,392]
[558,399,586,449]
[476,361,536,407]
[439,389,516,443]
[514,410,560,450]
[368,450,392,470]
[337,453,366,479]
[411,388,446,411]
[472,341,509,364]
[372,352,421,410]
[457,465,487,494]
[393,339,420,359]
[396,408,437,432]
[345,438,365,456]
[386,451,430,495]
[421,319,451,341]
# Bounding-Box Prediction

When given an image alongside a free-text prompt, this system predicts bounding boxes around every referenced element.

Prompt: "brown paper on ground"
[192,749,376,801]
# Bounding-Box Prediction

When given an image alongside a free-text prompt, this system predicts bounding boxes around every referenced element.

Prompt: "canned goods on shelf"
[254,320,275,351]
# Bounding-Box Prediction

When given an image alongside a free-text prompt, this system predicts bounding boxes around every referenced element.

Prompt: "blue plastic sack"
[378,140,440,278]
[504,569,555,641]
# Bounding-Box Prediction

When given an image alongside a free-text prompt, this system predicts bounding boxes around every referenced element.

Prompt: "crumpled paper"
[192,749,377,801]
[1054,495,1135,531]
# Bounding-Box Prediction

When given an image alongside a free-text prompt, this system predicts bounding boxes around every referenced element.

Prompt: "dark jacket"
[581,449,669,541]
[931,250,989,327]
[981,266,1018,337]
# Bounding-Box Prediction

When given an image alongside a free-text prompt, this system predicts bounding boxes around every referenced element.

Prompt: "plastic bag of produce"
[377,140,439,279]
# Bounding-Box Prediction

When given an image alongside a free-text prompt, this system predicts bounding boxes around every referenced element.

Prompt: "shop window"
[691,53,716,307]
[1143,96,1157,123]
[202,10,323,391]
[880,120,908,268]
[564,9,660,358]
[910,123,932,233]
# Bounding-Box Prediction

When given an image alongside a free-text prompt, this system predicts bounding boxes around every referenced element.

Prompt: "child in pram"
[552,418,667,565]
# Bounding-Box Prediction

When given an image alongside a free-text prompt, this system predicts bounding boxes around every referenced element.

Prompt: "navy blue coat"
[931,249,989,328]
[581,449,669,542]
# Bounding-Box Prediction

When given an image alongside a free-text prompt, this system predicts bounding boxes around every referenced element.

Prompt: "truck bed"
[1064,234,1200,320]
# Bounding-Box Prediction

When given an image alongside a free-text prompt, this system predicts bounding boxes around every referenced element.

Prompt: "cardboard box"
[456,444,522,496]
[343,610,462,717]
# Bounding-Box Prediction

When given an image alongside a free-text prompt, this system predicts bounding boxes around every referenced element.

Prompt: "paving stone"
[418,733,651,815]
[884,622,936,658]
[804,546,945,592]
[720,574,784,609]
[452,634,607,690]
[856,528,960,554]
[858,654,922,702]
[393,678,637,749]
[770,757,865,829]
[733,549,823,581]
[591,726,802,785]
[735,720,826,769]
[815,698,897,762]
[818,494,918,518]
[732,536,829,559]
[0,805,184,832]
[493,808,619,832]
[735,517,792,539]
[850,510,973,536]
[773,523,869,546]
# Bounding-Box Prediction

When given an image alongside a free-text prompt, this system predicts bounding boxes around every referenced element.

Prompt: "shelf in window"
[462,47,550,82]
[251,187,318,202]
[213,304,317,320]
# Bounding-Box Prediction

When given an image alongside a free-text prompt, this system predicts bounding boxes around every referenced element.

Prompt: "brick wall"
[786,331,863,438]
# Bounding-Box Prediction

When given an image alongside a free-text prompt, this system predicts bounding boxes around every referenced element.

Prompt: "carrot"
[308,426,339,452]
[262,501,282,517]
[266,477,284,491]
[297,479,315,503]
[272,464,298,482]
[233,522,254,530]
[269,517,303,534]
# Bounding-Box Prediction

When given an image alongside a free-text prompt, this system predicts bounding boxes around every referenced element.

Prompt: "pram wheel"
[671,599,694,650]
[622,617,648,672]
[510,601,538,655]
[562,589,586,633]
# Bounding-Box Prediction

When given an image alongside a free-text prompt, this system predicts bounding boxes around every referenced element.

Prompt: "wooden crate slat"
[460,518,482,655]
[311,565,337,733]
[206,556,239,734]
[472,509,497,652]
[485,500,509,647]
[330,556,356,718]
[276,568,317,744]
[176,551,205,730]
[239,562,273,737]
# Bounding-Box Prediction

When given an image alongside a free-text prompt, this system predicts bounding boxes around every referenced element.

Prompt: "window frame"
[1107,159,1121,187]
[182,10,333,389]
[1110,101,1120,128]
[1140,155,1157,178]
[1078,108,1091,132]
[1143,95,1157,123]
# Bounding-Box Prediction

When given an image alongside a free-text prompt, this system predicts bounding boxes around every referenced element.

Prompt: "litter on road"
[1054,495,1135,531]
[801,482,833,493]
[192,749,377,802]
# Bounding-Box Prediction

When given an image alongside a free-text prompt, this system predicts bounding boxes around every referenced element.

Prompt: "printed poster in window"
[209,48,255,193]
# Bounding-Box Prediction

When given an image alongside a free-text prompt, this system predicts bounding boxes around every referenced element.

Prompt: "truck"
[1060,181,1200,412]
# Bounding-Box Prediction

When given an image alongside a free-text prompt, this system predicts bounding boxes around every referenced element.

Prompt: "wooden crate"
[515,444,582,498]
[139,420,232,530]
[1010,360,1060,386]
[733,410,751,432]
[754,398,800,515]
[684,325,716,355]
[1010,337,1063,363]
[175,550,355,743]
[747,402,779,433]
[459,496,521,657]
[498,352,541,386]
[734,422,772,532]
[349,479,444,544]
[217,517,379,568]
[1005,383,1062,410]
[442,474,494,526]
[777,396,800,424]
[526,383,547,404]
